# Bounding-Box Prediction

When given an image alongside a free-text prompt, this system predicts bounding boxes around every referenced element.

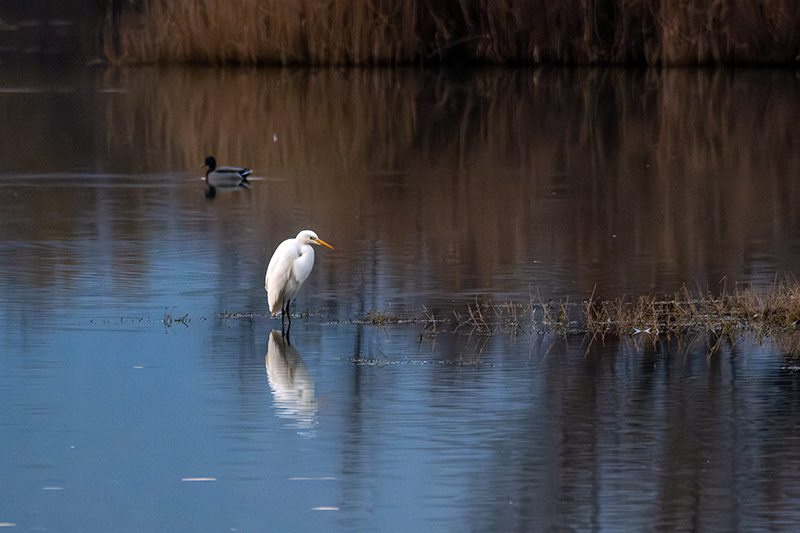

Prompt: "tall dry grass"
[104,0,800,65]
[105,0,423,65]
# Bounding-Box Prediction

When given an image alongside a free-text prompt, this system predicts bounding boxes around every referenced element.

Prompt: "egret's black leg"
[285,300,292,337]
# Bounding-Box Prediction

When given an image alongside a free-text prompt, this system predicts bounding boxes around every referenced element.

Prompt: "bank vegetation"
[104,0,800,66]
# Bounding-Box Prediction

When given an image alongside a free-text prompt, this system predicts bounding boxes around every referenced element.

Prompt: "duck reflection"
[266,330,316,432]
[204,179,251,199]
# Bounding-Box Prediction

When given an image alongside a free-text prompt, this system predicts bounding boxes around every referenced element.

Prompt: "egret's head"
[297,230,334,250]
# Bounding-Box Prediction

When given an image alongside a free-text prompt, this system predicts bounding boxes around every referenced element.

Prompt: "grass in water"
[211,279,800,356]
[418,280,800,357]
[585,282,800,338]
[358,310,406,325]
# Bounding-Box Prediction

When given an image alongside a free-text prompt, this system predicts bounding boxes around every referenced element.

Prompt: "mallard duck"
[202,156,253,198]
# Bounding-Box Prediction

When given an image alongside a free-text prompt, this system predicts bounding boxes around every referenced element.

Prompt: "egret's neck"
[299,243,315,259]
[291,243,316,283]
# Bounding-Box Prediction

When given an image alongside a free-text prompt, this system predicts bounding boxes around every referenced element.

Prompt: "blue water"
[5,308,800,531]
[2,64,800,531]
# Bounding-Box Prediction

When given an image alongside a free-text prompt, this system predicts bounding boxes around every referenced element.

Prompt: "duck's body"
[203,156,252,197]
[265,230,334,333]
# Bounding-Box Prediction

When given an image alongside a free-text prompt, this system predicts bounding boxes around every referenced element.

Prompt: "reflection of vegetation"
[104,0,800,66]
[91,67,800,305]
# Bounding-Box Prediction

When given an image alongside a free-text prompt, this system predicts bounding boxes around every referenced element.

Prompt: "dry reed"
[585,281,800,339]
[104,0,800,65]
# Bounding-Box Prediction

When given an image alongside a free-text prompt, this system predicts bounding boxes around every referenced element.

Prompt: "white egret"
[265,230,334,332]
[202,156,252,198]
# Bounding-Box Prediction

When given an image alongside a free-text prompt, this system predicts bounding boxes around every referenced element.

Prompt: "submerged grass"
[104,0,800,66]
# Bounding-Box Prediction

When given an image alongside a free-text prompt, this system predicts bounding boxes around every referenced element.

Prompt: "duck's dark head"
[203,156,217,171]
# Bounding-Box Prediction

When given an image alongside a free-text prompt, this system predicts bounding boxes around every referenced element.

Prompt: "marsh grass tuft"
[584,282,800,339]
[453,297,493,336]
[163,306,190,328]
[217,309,264,320]
[358,309,405,325]
[573,280,800,357]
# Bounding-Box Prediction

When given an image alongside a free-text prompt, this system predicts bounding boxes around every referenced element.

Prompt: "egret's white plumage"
[265,230,334,329]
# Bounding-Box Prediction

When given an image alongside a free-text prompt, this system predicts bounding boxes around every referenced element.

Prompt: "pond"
[2,62,800,531]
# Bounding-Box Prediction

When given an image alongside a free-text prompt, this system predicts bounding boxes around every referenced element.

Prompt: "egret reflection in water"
[266,330,316,433]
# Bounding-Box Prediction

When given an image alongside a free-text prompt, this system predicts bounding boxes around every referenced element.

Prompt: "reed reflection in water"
[2,66,799,318]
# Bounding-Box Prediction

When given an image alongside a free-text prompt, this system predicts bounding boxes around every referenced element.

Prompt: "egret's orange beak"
[313,238,334,250]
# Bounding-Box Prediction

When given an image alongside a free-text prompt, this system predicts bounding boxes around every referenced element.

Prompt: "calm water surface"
[2,64,800,531]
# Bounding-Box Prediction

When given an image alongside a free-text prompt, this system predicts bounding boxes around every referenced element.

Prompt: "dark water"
[2,64,800,531]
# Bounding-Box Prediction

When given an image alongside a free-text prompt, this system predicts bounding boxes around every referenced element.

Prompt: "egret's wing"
[266,240,293,290]
[265,240,299,315]
[291,247,315,286]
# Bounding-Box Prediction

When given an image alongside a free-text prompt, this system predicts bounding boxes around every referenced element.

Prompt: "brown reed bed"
[103,0,800,66]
